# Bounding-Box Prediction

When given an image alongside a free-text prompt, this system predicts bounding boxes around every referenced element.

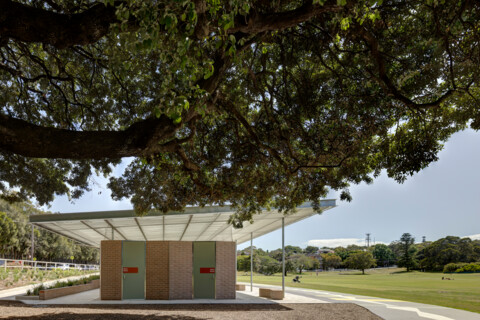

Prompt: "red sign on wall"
[200,267,215,274]
[123,267,138,273]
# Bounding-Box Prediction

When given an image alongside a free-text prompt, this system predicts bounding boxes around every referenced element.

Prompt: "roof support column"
[250,232,253,292]
[111,228,114,240]
[30,224,34,260]
[235,240,237,299]
[282,217,285,296]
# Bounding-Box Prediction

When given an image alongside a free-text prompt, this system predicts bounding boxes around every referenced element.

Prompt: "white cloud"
[466,234,480,240]
[307,238,385,248]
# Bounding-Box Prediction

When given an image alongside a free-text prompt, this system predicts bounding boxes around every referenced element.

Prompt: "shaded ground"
[0,301,382,319]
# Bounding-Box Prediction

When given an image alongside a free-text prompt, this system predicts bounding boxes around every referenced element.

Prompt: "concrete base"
[259,288,284,300]
[235,284,246,291]
[15,287,324,305]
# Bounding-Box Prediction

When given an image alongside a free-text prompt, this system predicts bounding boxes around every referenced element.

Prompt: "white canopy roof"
[30,200,336,247]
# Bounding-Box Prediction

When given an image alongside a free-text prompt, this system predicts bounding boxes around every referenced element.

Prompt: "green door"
[193,242,216,299]
[122,241,145,299]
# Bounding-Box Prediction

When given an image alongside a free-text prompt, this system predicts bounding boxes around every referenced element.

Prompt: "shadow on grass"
[337,272,369,276]
[389,270,412,274]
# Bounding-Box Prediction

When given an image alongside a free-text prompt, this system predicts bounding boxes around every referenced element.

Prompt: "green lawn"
[237,268,480,314]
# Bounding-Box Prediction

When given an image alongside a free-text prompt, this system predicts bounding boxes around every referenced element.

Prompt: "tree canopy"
[0,199,99,262]
[1,0,479,225]
[344,251,376,274]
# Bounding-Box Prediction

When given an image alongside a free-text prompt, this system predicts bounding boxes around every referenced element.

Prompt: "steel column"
[250,232,253,291]
[30,224,34,260]
[282,217,285,295]
[235,240,238,296]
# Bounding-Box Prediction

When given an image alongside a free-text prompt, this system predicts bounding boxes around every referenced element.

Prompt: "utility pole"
[366,233,371,248]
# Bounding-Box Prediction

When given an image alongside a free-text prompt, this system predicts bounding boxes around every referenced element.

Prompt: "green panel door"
[193,242,215,299]
[122,241,145,299]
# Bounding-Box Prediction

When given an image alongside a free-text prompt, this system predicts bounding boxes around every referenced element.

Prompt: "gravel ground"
[0,301,382,319]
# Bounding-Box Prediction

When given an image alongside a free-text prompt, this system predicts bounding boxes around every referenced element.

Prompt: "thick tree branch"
[0,114,181,159]
[228,1,342,34]
[0,0,119,48]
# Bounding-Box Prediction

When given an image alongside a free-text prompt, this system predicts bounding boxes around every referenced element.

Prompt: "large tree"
[1,0,479,225]
[418,236,480,271]
[345,251,376,274]
[371,243,394,267]
[397,233,417,271]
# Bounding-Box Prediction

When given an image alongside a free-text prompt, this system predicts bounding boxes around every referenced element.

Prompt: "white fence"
[0,258,99,271]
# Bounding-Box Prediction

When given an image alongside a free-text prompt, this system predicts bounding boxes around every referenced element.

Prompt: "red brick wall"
[100,240,235,300]
[215,241,236,299]
[146,241,169,299]
[100,241,122,300]
[169,241,193,299]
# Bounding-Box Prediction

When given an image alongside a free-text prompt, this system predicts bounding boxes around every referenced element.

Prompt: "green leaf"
[154,107,161,118]
[204,63,214,79]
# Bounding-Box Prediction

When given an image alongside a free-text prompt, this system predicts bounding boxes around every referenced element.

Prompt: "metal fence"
[0,258,99,271]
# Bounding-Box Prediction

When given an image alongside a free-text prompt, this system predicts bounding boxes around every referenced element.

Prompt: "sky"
[45,129,480,251]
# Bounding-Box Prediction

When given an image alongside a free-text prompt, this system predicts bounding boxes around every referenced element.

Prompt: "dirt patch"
[0,302,382,319]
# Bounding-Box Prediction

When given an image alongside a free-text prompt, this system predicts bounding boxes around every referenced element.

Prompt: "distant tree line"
[0,199,99,264]
[238,233,480,275]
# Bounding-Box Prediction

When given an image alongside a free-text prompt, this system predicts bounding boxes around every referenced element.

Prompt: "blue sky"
[45,129,480,251]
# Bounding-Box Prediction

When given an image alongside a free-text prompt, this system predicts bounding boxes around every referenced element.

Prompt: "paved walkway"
[1,280,479,320]
[240,283,480,320]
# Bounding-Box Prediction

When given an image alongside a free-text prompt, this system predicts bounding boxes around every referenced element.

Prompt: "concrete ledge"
[259,288,270,298]
[235,284,246,291]
[269,289,284,300]
[259,288,284,300]
[40,279,100,300]
[15,295,39,301]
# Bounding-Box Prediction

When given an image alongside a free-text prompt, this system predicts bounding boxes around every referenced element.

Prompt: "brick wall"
[169,241,193,299]
[215,241,236,299]
[100,240,234,300]
[100,241,122,300]
[146,241,169,299]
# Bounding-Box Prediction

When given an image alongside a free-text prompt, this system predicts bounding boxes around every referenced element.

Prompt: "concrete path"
[2,279,479,320]
[9,287,325,305]
[240,282,480,320]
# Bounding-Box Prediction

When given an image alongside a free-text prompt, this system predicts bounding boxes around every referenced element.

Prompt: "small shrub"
[28,275,100,295]
[443,263,466,273]
[32,284,45,296]
[455,263,480,273]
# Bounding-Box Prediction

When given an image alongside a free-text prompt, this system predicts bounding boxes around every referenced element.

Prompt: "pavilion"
[29,200,336,300]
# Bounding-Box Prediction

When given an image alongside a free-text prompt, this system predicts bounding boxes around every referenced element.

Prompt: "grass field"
[237,268,480,313]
